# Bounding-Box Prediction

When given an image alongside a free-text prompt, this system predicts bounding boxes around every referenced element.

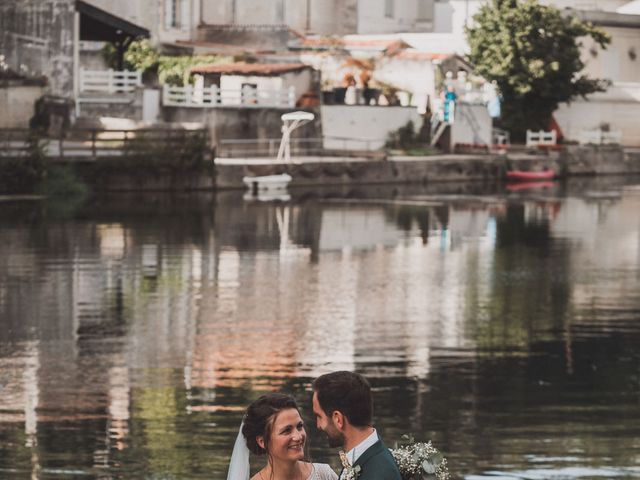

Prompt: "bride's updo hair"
[241,393,299,455]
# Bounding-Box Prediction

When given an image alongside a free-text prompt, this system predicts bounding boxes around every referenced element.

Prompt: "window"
[165,0,189,30]
[384,0,394,18]
[165,0,177,29]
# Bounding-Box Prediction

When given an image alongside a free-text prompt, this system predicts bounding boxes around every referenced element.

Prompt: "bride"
[227,393,337,480]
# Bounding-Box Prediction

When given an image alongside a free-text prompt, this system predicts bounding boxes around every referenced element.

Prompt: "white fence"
[79,68,142,94]
[526,129,557,147]
[579,129,622,145]
[163,84,295,108]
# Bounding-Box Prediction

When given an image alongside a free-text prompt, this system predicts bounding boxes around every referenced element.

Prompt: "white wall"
[357,0,434,34]
[202,0,310,29]
[450,103,493,146]
[217,70,312,103]
[433,0,483,36]
[375,56,437,113]
[580,26,640,83]
[321,105,423,150]
[0,86,45,128]
[555,94,640,146]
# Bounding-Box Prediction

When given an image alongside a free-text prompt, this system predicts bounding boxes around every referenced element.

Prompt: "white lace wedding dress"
[308,463,338,480]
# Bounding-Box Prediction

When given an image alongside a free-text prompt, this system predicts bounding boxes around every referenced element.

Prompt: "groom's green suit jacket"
[350,438,402,480]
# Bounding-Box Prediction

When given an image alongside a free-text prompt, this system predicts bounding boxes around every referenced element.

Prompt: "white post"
[288,86,295,107]
[73,12,80,100]
[186,84,193,106]
[163,83,169,106]
[136,70,142,86]
[211,85,218,105]
[79,67,85,94]
[241,85,248,105]
[108,69,114,94]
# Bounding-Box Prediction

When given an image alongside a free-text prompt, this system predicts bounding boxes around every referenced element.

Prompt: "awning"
[76,0,149,43]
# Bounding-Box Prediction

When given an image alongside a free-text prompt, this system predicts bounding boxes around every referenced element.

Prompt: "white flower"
[390,437,450,480]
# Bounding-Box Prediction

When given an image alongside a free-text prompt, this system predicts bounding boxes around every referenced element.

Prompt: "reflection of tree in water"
[471,203,572,350]
[383,205,436,244]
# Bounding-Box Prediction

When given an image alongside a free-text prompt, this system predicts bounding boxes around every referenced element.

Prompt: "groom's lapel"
[354,439,384,469]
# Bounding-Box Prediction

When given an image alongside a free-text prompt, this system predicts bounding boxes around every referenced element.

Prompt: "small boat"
[506,181,554,192]
[243,111,314,200]
[242,173,292,196]
[506,169,556,181]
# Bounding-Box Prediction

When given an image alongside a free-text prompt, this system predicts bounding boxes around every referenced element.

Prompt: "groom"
[312,371,402,480]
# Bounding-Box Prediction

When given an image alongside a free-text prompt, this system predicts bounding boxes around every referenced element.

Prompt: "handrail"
[163,84,296,108]
[79,68,142,94]
[0,128,210,159]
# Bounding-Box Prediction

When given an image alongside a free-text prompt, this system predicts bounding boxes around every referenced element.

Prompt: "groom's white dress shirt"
[339,429,379,480]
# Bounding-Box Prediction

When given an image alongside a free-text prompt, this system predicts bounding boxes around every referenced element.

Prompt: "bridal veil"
[226,422,251,480]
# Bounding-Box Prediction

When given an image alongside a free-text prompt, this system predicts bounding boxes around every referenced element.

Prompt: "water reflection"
[0,180,639,479]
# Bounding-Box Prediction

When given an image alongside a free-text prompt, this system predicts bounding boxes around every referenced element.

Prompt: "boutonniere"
[339,451,362,480]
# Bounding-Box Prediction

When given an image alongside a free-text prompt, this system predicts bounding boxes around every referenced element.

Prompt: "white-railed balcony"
[79,68,142,94]
[163,84,296,108]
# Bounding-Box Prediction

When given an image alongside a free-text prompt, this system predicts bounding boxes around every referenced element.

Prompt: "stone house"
[0,0,149,127]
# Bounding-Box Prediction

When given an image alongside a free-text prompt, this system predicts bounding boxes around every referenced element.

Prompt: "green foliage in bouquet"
[390,435,450,480]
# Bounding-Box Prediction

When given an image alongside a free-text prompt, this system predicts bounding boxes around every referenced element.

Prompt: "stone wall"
[215,155,508,189]
[563,145,640,175]
[0,1,75,98]
[162,106,322,146]
[0,84,45,128]
[216,145,640,190]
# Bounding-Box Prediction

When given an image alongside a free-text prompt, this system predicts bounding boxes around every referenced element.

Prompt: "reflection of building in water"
[319,208,402,251]
[189,201,501,386]
[552,193,640,304]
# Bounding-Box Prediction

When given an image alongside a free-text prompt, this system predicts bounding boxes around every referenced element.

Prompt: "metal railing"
[579,130,622,145]
[216,136,383,158]
[0,128,209,160]
[163,84,295,108]
[79,68,142,94]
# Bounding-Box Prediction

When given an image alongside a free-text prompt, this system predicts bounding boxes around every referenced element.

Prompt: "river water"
[0,178,639,479]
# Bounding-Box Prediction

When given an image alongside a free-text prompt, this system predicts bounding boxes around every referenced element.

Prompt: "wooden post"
[91,130,97,158]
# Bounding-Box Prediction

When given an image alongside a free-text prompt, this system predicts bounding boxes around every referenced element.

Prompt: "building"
[0,0,149,127]
[554,8,640,145]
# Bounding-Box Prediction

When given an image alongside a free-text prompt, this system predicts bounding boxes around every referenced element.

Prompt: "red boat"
[506,170,556,181]
[506,181,555,192]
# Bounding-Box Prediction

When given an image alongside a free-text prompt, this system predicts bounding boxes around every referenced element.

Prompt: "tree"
[466,0,610,141]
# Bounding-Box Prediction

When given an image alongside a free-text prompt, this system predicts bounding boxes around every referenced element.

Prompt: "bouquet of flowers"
[390,435,450,480]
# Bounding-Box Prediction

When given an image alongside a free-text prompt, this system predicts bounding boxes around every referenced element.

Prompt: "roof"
[76,0,149,42]
[390,50,451,61]
[190,63,311,76]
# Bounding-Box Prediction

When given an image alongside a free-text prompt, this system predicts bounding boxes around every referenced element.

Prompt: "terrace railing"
[216,136,382,159]
[0,128,210,160]
[163,84,295,108]
[79,68,142,94]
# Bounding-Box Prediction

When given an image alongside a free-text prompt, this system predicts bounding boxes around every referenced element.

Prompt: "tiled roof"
[191,62,311,75]
[392,51,451,61]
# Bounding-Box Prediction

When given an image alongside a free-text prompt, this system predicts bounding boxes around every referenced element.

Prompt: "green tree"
[466,0,610,141]
[103,39,230,86]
